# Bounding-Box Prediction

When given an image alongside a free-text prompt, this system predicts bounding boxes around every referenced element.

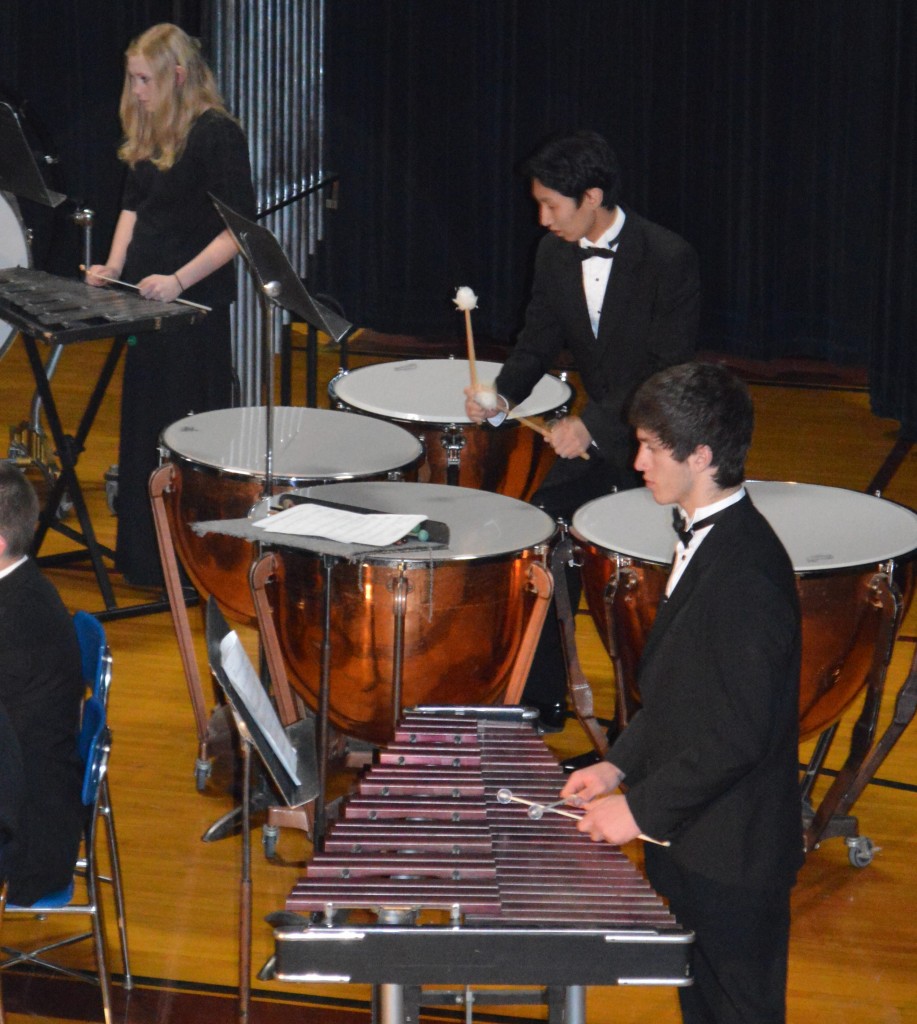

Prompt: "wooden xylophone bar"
[271,707,692,1024]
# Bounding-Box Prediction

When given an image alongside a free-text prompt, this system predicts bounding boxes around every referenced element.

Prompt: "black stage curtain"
[2,2,914,434]
[324,0,917,434]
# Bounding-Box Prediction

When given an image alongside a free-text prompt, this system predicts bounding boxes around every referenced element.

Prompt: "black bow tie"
[672,507,729,547]
[577,245,616,261]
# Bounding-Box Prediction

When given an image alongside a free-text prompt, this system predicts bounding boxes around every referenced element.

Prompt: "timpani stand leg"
[551,532,609,755]
[252,551,337,845]
[502,560,553,705]
[804,568,901,859]
[389,566,410,737]
[799,722,839,806]
[441,428,465,487]
[150,463,214,788]
[315,555,336,842]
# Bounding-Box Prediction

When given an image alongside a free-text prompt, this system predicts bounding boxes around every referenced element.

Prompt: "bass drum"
[0,191,31,361]
[330,358,572,500]
[257,481,555,745]
[572,481,917,740]
[159,406,423,624]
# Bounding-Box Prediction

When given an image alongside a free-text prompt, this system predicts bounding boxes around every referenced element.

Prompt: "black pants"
[645,847,792,1024]
[522,451,634,705]
[116,307,233,587]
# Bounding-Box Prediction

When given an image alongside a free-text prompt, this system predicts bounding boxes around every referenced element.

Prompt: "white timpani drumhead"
[0,191,31,361]
[331,359,572,424]
[295,481,555,561]
[572,480,917,572]
[161,406,423,482]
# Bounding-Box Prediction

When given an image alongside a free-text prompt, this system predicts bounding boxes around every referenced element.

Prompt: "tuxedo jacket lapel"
[594,212,644,352]
[640,554,700,666]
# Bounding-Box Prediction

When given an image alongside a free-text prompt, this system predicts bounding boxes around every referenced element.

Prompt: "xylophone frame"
[269,706,693,1024]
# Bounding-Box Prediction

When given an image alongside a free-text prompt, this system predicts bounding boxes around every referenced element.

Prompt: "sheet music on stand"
[206,599,318,809]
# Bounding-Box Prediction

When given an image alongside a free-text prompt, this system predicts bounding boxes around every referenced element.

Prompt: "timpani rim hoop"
[330,358,572,425]
[160,405,424,485]
[571,480,917,572]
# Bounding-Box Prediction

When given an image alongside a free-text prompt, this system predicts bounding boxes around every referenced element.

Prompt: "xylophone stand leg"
[374,983,408,1024]
[564,984,586,1024]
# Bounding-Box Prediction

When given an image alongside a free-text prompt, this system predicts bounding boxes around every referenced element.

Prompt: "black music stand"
[211,195,352,489]
[0,101,66,208]
[205,597,319,1024]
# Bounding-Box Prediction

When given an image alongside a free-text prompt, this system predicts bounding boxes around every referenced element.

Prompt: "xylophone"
[270,706,693,1024]
[0,266,204,616]
[0,266,202,344]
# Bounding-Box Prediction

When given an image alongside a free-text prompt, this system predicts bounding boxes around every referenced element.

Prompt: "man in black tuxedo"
[562,362,803,1024]
[0,463,84,906]
[466,129,700,726]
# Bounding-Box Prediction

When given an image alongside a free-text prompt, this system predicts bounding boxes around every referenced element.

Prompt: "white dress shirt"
[580,206,626,336]
[666,487,746,596]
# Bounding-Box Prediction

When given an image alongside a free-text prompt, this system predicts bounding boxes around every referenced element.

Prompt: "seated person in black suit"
[0,463,85,905]
[562,363,803,1024]
[0,700,24,889]
[466,130,699,730]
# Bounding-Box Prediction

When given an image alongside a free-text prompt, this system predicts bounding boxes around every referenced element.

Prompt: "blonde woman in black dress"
[88,23,255,587]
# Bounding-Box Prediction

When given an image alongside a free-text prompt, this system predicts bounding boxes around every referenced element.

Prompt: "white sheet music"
[252,503,427,546]
[219,631,300,785]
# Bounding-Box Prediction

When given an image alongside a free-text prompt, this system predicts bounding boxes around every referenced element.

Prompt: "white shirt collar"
[678,486,746,530]
[0,555,28,582]
[579,206,626,251]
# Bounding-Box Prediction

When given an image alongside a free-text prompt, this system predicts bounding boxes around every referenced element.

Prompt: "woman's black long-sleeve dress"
[116,109,256,586]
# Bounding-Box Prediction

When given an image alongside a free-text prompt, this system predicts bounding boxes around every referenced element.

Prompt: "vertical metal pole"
[565,985,586,1024]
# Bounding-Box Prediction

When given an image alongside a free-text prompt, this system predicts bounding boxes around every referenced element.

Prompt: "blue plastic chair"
[71,612,131,993]
[0,614,132,1024]
[0,696,116,1023]
[73,610,112,708]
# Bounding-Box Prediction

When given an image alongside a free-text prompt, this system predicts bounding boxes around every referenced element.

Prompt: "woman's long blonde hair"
[118,23,231,170]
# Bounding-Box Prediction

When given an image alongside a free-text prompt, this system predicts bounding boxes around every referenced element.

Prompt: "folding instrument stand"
[205,597,319,1024]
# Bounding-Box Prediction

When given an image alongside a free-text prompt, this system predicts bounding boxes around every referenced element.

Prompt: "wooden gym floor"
[0,329,915,1024]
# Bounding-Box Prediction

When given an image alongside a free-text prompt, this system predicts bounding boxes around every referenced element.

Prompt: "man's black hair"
[629,362,754,488]
[520,129,621,209]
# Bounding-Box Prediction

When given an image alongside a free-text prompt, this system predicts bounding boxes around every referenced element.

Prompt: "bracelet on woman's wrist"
[173,271,185,293]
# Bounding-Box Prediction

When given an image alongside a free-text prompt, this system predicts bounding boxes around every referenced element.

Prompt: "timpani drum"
[254,481,555,745]
[159,406,423,624]
[329,358,572,499]
[0,191,31,361]
[572,481,917,739]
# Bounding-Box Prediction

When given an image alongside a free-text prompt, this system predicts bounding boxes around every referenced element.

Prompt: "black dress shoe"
[524,701,567,733]
[561,749,603,773]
